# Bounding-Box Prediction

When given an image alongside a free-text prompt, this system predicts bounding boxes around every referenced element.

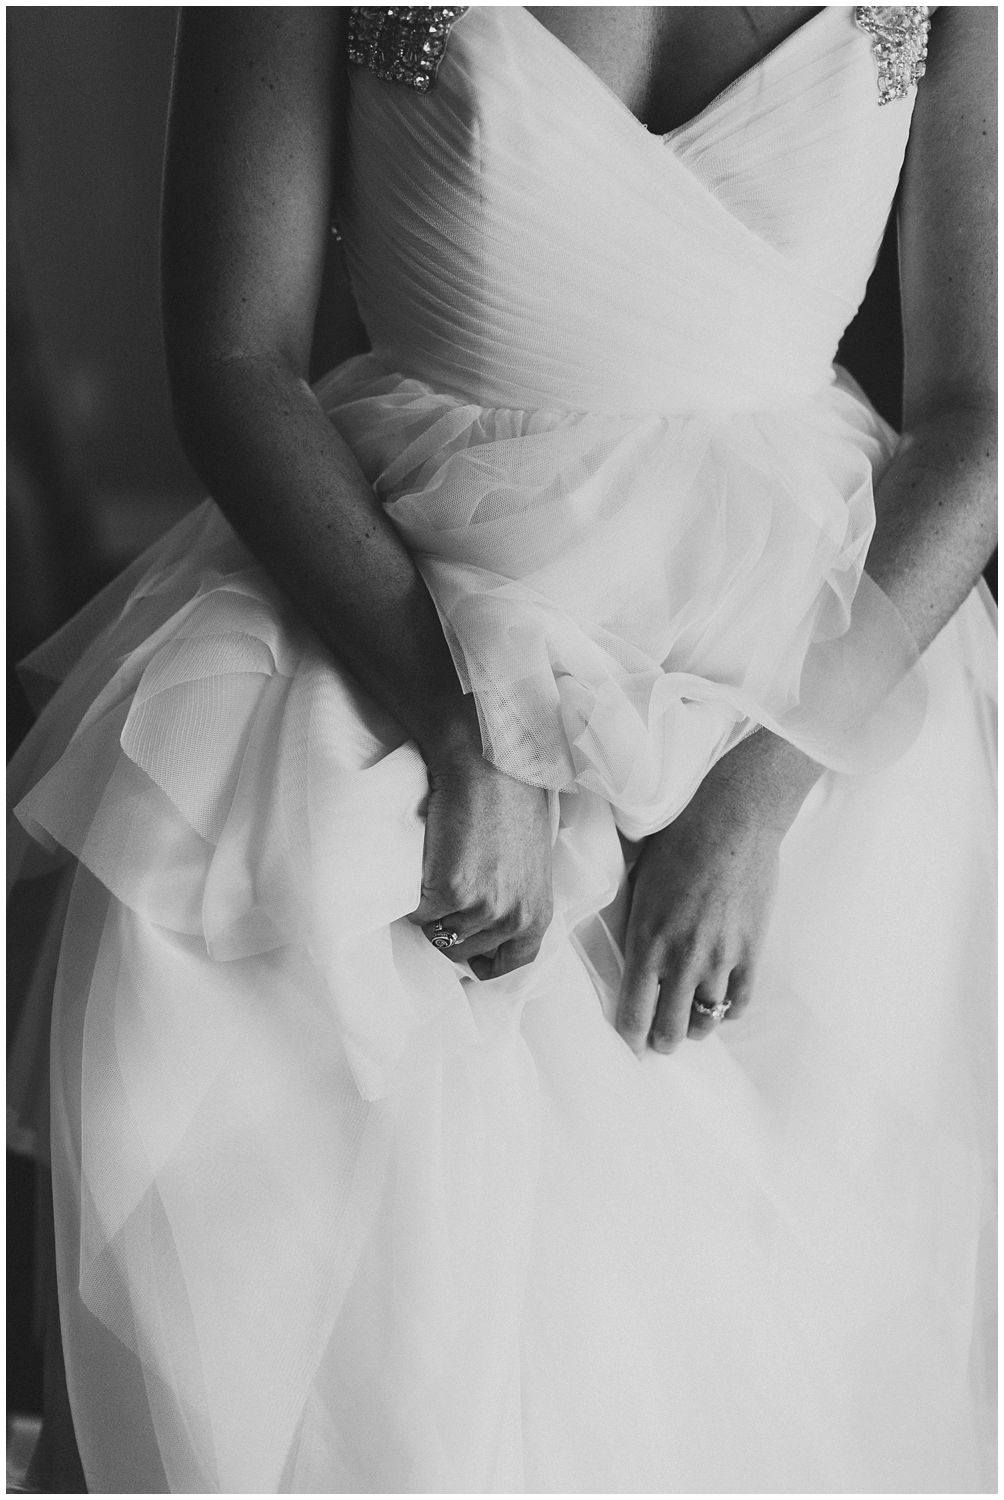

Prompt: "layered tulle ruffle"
[10,560,996,1490]
[319,356,924,835]
[8,497,627,1107]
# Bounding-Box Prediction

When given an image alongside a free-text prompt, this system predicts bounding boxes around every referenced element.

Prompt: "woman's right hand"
[408,741,554,980]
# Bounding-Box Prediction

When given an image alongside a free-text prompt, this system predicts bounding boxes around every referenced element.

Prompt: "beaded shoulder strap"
[854,7,931,105]
[346,8,930,107]
[347,7,469,93]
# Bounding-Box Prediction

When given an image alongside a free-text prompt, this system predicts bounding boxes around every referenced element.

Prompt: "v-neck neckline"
[513,6,833,142]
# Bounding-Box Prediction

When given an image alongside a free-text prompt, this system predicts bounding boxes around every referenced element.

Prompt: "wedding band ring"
[430,922,460,951]
[692,998,731,1023]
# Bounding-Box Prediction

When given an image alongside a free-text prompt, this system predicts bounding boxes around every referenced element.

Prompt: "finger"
[469,950,498,982]
[408,879,482,927]
[451,896,551,971]
[450,918,518,964]
[420,912,481,954]
[649,967,701,1053]
[687,974,731,1040]
[408,891,453,926]
[425,913,530,967]
[616,955,661,1055]
[483,928,545,977]
[724,964,755,1021]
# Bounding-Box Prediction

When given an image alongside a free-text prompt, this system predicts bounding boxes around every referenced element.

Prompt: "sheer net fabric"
[7,6,996,1492]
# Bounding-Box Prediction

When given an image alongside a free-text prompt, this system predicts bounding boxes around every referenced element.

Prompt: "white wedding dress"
[8,7,996,1492]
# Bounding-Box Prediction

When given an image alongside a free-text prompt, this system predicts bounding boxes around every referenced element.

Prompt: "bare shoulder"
[897,6,996,419]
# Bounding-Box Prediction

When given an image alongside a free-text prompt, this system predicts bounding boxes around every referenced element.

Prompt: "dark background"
[6,5,994,1421]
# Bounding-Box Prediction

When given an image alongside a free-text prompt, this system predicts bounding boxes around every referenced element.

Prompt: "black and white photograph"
[7,4,997,1493]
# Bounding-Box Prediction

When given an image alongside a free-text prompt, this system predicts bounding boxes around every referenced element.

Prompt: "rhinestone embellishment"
[347,7,468,93]
[854,6,931,105]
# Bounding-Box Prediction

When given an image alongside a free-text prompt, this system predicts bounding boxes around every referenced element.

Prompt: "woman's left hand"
[616,732,821,1055]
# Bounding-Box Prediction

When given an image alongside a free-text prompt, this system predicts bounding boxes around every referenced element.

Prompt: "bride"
[9,5,996,1492]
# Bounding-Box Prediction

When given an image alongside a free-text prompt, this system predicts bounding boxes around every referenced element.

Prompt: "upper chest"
[523,5,823,134]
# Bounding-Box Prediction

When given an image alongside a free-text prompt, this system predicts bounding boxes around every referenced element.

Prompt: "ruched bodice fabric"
[343,6,914,415]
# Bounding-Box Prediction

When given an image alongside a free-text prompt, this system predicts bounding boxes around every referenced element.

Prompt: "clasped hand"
[408,748,554,981]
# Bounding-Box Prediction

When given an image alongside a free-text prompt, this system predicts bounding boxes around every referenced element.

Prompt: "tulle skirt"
[7,361,997,1492]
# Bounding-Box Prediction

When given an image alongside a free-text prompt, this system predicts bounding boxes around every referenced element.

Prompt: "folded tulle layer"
[9,503,625,1100]
[319,355,925,835]
[21,586,998,1492]
[6,371,996,1489]
[10,353,928,1091]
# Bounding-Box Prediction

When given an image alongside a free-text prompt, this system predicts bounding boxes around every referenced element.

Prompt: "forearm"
[684,402,997,830]
[170,353,481,762]
[865,402,997,653]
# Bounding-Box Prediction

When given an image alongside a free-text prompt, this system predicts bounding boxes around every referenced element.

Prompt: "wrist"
[706,729,822,834]
[413,695,485,769]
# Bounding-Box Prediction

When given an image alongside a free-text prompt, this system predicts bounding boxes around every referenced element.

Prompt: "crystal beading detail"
[854,7,931,105]
[347,7,468,94]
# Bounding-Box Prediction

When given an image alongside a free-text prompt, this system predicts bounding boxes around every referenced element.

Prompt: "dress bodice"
[341,6,925,416]
[317,5,929,830]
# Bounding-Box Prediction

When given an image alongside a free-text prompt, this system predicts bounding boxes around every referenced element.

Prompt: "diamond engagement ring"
[692,998,731,1023]
[430,922,460,951]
